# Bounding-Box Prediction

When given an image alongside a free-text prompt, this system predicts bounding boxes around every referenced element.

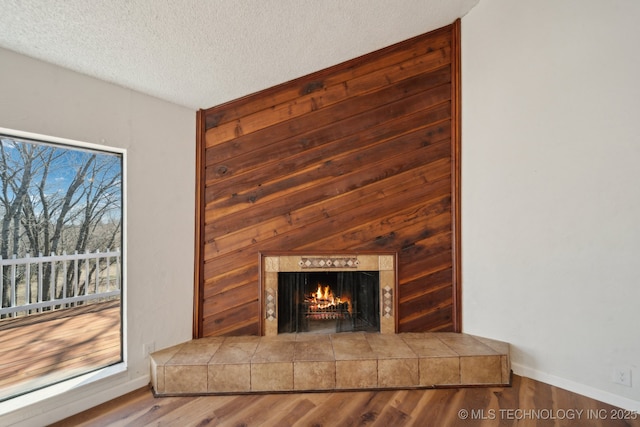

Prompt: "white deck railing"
[0,250,121,317]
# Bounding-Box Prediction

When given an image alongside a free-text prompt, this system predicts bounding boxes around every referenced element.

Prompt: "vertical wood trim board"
[451,19,463,331]
[194,110,206,338]
[195,21,462,337]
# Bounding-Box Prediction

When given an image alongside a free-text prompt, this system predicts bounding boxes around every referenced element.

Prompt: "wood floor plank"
[272,397,318,426]
[210,393,264,421]
[53,376,640,427]
[143,396,226,427]
[388,389,428,421]
[223,394,302,426]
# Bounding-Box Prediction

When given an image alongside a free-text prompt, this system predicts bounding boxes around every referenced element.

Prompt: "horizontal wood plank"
[201,27,453,129]
[196,23,460,336]
[0,301,121,398]
[204,49,451,147]
[204,72,451,162]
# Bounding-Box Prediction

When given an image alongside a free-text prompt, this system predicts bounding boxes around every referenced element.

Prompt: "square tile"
[295,333,332,342]
[331,334,375,360]
[366,334,415,358]
[251,362,293,391]
[208,363,251,392]
[151,343,184,364]
[167,339,221,365]
[474,336,510,355]
[210,339,259,363]
[166,351,213,365]
[460,355,502,384]
[378,358,418,388]
[150,357,164,393]
[501,355,511,384]
[294,361,336,390]
[150,343,189,394]
[192,336,226,346]
[164,365,208,394]
[419,356,460,386]
[335,359,377,389]
[471,336,510,384]
[401,334,458,357]
[252,340,295,363]
[294,340,334,361]
[439,335,498,357]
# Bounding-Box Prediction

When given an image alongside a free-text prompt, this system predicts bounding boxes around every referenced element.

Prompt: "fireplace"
[278,271,380,334]
[260,252,397,336]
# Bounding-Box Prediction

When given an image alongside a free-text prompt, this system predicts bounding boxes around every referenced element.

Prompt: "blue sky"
[1,134,122,222]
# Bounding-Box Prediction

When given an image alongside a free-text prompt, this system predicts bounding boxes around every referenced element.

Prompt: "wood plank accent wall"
[194,21,461,337]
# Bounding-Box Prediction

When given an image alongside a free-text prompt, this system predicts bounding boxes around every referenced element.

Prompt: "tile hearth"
[150,333,510,395]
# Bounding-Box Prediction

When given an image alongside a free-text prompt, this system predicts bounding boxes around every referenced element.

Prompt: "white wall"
[0,48,195,425]
[462,0,640,411]
[2,0,639,421]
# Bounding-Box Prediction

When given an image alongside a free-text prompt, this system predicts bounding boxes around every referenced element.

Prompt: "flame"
[315,286,326,300]
[306,283,351,314]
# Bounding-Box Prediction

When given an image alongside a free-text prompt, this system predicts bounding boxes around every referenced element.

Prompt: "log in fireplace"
[260,252,397,336]
[278,271,380,334]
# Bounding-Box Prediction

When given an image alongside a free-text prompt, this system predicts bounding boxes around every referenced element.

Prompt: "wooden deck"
[0,300,121,401]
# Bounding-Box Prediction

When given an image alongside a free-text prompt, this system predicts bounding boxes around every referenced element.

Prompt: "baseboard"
[512,362,639,413]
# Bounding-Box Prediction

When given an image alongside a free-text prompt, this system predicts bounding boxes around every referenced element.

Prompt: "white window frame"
[0,126,128,418]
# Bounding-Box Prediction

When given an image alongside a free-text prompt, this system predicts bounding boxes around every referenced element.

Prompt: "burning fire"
[315,285,332,303]
[306,283,351,314]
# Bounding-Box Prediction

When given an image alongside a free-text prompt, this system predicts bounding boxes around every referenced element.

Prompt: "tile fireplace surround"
[150,333,510,395]
[261,253,397,336]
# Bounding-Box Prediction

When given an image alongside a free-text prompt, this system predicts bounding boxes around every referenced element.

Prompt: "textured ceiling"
[0,1,478,110]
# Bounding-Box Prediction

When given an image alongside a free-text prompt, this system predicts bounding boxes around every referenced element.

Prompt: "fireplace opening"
[278,271,380,334]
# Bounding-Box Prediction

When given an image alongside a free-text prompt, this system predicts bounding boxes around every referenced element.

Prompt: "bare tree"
[0,136,122,311]
[58,153,122,298]
[1,140,43,308]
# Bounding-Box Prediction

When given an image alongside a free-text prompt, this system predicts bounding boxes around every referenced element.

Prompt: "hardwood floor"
[52,375,639,426]
[0,300,121,400]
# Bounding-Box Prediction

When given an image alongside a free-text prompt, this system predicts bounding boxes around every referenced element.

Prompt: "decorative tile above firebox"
[299,257,359,268]
[260,252,397,336]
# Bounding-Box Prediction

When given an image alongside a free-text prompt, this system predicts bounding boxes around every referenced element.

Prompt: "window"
[0,128,124,401]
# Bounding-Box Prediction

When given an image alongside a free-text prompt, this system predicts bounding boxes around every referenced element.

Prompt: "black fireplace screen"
[277,271,380,334]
